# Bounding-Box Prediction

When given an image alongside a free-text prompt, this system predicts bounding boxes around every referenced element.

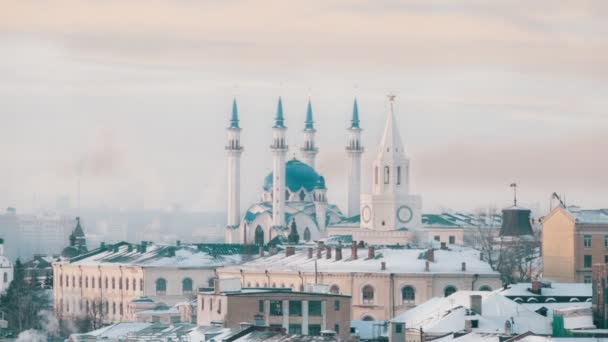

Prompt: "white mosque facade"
[224,95,427,245]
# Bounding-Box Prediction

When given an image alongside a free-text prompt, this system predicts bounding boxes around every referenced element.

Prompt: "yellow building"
[542,206,608,283]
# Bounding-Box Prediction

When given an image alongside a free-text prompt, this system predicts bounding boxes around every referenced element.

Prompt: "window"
[479,285,492,292]
[309,301,322,316]
[303,228,311,242]
[330,285,340,294]
[605,255,608,264]
[584,275,592,284]
[255,226,264,245]
[218,299,222,314]
[201,296,205,310]
[182,278,193,294]
[126,278,129,291]
[605,235,608,248]
[584,235,592,248]
[140,279,144,292]
[362,285,374,304]
[112,302,116,314]
[289,301,302,316]
[269,300,282,316]
[210,298,213,311]
[288,324,302,334]
[309,324,321,336]
[449,236,456,245]
[156,278,167,295]
[299,191,306,201]
[259,300,264,313]
[397,166,401,185]
[334,300,340,311]
[362,315,374,321]
[434,236,440,242]
[85,277,88,288]
[395,323,403,334]
[584,255,592,268]
[384,166,390,184]
[334,324,340,334]
[132,278,136,292]
[444,285,457,297]
[3,273,7,283]
[401,286,415,303]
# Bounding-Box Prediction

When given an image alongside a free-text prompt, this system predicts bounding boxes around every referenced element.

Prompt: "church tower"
[226,99,243,230]
[271,97,288,230]
[346,99,364,218]
[360,96,422,231]
[300,99,318,169]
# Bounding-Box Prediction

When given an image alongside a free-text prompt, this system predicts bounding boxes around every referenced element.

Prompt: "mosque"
[224,95,426,245]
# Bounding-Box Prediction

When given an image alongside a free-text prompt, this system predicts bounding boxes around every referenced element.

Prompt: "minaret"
[271,97,288,230]
[300,99,318,168]
[226,99,243,230]
[346,98,364,218]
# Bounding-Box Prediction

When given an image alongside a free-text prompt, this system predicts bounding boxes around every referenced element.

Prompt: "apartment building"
[543,206,608,283]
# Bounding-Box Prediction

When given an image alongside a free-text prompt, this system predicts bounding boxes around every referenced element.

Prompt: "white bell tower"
[360,95,422,231]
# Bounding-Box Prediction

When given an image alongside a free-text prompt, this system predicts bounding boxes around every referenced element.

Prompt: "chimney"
[531,281,542,295]
[176,240,181,246]
[269,247,277,255]
[259,245,264,257]
[461,262,466,272]
[427,249,435,262]
[307,247,313,259]
[425,261,430,272]
[326,246,332,259]
[381,262,386,271]
[479,252,484,261]
[335,247,342,261]
[285,246,295,257]
[470,295,482,315]
[352,241,358,260]
[317,246,323,259]
[368,246,375,259]
[440,242,447,250]
[504,320,512,335]
[214,277,221,295]
[464,320,473,333]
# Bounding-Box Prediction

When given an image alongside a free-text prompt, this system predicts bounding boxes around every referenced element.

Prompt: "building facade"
[543,206,608,283]
[217,243,501,321]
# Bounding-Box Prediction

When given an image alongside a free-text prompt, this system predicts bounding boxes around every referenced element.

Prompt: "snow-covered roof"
[423,212,502,229]
[61,242,256,269]
[498,283,591,298]
[567,206,608,224]
[392,291,552,335]
[228,246,498,275]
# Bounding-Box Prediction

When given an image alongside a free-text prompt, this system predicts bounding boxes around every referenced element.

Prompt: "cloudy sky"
[1,0,606,215]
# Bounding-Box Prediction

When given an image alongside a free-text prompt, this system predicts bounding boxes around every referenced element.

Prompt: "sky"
[0,0,607,215]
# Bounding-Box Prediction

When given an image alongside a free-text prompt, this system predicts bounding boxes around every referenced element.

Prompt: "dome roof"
[264,159,323,193]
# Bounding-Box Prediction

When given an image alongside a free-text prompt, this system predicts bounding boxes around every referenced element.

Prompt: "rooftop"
[228,246,498,275]
[200,287,351,298]
[59,242,258,268]
[567,206,608,224]
[498,283,591,299]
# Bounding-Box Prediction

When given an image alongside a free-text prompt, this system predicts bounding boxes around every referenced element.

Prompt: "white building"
[0,239,13,293]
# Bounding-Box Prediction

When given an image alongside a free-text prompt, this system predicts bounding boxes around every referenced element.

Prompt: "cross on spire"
[510,183,518,206]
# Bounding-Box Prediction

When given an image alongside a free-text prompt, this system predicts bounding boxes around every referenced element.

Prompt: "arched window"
[156,278,167,295]
[362,315,375,321]
[545,298,556,303]
[182,278,193,294]
[479,285,492,292]
[285,190,290,201]
[303,228,311,242]
[362,285,374,304]
[255,226,264,245]
[208,278,215,287]
[132,278,136,292]
[569,298,580,303]
[444,285,457,297]
[384,166,390,184]
[513,297,523,303]
[527,297,539,303]
[401,286,415,303]
[299,191,306,202]
[330,285,340,294]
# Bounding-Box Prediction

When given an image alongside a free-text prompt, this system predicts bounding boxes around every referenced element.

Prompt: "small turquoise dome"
[264,159,322,193]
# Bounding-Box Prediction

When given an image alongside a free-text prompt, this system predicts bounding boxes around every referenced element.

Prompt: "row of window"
[374,166,403,186]
[61,298,124,316]
[273,324,326,336]
[200,296,222,314]
[434,235,457,245]
[261,300,331,316]
[361,284,492,304]
[583,235,608,248]
[155,278,203,296]
[59,274,143,293]
[582,255,608,268]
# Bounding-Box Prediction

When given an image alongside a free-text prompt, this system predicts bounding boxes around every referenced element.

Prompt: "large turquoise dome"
[263,159,324,193]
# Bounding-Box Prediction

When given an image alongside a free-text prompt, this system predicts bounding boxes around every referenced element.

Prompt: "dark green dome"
[263,159,324,193]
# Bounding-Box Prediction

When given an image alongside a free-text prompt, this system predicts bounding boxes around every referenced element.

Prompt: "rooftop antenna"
[510,183,517,206]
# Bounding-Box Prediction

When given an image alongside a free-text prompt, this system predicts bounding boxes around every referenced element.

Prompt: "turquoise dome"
[264,159,325,193]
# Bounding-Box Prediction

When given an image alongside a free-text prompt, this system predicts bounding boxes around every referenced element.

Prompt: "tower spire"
[229,98,239,129]
[274,97,286,128]
[305,99,314,130]
[301,98,318,168]
[351,98,360,129]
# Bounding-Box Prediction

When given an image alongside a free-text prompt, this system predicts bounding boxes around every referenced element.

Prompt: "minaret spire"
[271,96,288,235]
[346,97,364,217]
[225,98,244,243]
[300,98,318,168]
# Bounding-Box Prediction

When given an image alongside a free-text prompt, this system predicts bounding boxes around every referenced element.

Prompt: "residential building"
[0,239,13,293]
[217,243,501,321]
[23,254,54,288]
[542,206,608,283]
[197,278,351,340]
[53,242,257,323]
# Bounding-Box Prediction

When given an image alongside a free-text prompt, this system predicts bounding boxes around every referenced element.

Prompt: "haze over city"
[1,0,607,214]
